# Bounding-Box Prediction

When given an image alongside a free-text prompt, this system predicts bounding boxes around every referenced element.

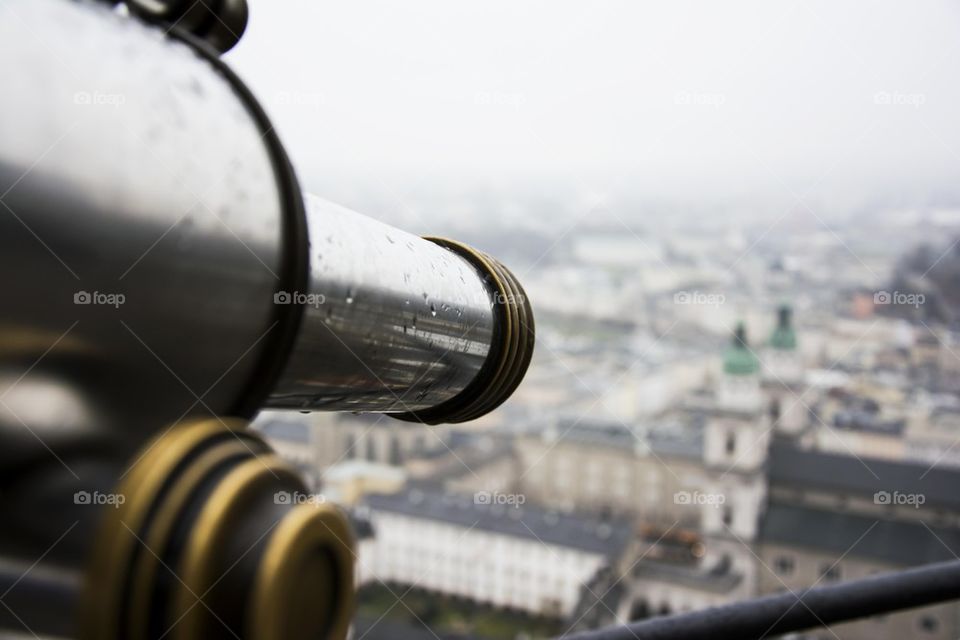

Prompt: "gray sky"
[227,1,960,204]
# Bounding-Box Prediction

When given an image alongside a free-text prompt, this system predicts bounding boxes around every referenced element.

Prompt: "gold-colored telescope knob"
[81,418,355,640]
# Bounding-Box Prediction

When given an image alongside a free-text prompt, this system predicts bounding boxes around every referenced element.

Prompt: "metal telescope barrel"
[0,1,534,639]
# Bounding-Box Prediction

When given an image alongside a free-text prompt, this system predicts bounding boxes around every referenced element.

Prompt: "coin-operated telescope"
[0,1,535,638]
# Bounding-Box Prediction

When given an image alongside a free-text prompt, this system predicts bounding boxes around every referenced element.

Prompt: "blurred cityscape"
[253,190,960,640]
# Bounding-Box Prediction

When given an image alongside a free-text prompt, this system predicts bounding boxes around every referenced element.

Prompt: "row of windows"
[344,432,420,465]
[772,555,839,582]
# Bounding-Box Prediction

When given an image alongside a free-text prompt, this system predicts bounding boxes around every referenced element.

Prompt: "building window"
[820,563,841,582]
[722,505,733,527]
[770,399,781,422]
[774,555,795,576]
[389,435,402,465]
[345,434,356,459]
[725,431,737,455]
[628,599,649,621]
[918,615,939,634]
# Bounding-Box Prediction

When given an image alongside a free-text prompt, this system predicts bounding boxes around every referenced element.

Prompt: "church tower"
[764,304,801,383]
[718,322,762,413]
[705,322,767,472]
[762,304,806,435]
[701,323,768,598]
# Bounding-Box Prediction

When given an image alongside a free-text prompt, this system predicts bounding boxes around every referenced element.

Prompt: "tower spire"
[723,322,759,376]
[770,304,797,350]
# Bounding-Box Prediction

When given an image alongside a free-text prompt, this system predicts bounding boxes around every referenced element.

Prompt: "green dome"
[769,305,797,351]
[723,323,759,376]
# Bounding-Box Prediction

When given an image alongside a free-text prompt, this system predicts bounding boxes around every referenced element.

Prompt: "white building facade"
[357,490,632,618]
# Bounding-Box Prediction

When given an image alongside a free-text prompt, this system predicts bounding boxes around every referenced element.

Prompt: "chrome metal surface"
[0,0,284,458]
[0,4,528,636]
[268,195,496,413]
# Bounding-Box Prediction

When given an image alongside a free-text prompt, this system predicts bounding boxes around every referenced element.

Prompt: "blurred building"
[256,302,960,640]
[356,488,633,618]
[322,459,406,506]
[759,444,960,640]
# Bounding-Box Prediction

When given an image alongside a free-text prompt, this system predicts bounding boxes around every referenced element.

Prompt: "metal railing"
[565,559,960,639]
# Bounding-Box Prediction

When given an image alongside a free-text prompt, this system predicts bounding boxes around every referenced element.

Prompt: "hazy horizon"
[227,0,960,211]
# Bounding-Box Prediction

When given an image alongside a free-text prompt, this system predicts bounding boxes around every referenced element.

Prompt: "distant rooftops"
[768,443,960,509]
[831,409,905,436]
[364,488,633,556]
[822,392,907,436]
[632,557,743,593]
[544,416,704,459]
[760,503,960,566]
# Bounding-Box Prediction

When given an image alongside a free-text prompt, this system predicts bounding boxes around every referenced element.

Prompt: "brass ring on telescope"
[80,417,256,640]
[171,455,300,640]
[483,254,535,414]
[80,418,357,640]
[127,438,256,639]
[248,503,356,640]
[391,237,535,424]
[469,255,522,420]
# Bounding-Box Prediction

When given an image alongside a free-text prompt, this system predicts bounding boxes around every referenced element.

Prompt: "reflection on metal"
[0,1,534,638]
[266,197,498,417]
[267,202,537,424]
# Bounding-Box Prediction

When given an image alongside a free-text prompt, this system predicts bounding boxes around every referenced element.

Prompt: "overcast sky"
[226,1,960,205]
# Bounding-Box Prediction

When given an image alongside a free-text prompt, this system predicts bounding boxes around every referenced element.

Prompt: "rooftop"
[760,503,960,566]
[544,417,704,460]
[632,557,743,593]
[364,488,634,556]
[768,443,960,509]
